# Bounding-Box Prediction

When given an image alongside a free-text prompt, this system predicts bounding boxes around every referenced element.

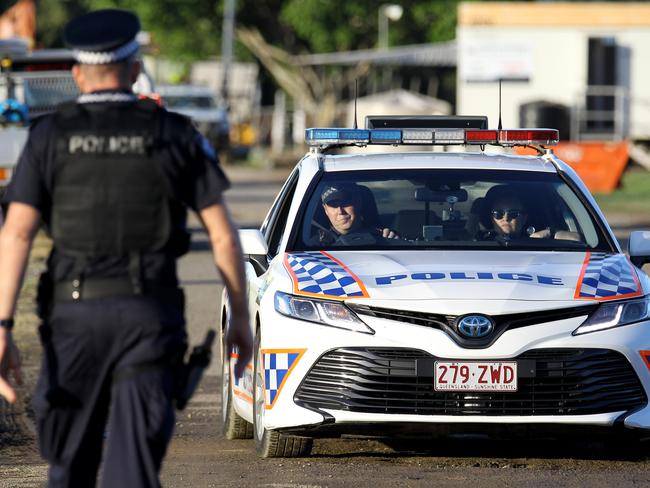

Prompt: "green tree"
[35,0,87,48]
[32,0,467,60]
[280,0,461,53]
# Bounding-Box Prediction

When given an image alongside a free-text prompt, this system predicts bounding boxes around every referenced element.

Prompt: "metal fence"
[572,85,629,142]
[2,71,80,119]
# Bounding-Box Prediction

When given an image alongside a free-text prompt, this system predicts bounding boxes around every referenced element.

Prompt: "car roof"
[314,150,559,173]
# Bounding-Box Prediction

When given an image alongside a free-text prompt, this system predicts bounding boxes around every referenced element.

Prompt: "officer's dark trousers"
[32,294,186,488]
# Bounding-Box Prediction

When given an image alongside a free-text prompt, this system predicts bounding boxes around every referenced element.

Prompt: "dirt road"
[2,165,650,488]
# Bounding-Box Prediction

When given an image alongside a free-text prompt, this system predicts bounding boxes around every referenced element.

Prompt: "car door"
[245,167,300,315]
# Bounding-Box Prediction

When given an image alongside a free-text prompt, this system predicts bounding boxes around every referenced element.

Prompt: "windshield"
[163,95,217,109]
[294,169,612,252]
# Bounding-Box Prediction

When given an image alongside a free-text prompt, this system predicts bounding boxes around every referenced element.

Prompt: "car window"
[163,95,217,109]
[294,169,612,252]
[262,168,299,256]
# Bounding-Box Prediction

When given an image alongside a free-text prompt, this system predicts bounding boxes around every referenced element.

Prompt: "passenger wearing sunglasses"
[316,183,400,245]
[479,186,580,242]
[489,197,534,238]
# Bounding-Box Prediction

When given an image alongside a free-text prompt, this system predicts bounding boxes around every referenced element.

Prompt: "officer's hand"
[381,227,401,239]
[226,315,253,380]
[0,330,23,404]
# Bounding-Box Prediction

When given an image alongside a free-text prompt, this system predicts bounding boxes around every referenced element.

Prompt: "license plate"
[434,361,518,392]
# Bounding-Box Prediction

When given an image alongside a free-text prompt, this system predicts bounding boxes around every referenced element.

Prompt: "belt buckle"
[71,278,81,301]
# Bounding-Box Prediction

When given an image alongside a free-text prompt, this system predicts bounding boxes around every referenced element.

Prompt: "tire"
[253,330,313,458]
[221,336,253,440]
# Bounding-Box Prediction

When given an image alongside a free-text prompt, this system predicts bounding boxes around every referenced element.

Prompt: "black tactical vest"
[50,100,175,261]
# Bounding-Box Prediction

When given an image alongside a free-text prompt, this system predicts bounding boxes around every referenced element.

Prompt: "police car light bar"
[305,127,559,148]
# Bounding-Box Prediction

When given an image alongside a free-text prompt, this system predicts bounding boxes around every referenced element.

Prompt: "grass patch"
[593,168,650,217]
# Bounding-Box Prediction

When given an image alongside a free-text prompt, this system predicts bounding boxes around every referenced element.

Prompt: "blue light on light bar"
[340,129,370,141]
[305,128,370,146]
[370,129,402,144]
[308,129,338,140]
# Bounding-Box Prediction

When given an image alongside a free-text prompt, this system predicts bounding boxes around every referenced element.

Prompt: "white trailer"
[456,2,650,143]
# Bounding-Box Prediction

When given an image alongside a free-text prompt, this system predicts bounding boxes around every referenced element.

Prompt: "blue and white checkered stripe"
[264,351,301,407]
[73,39,139,65]
[578,252,640,299]
[285,252,367,298]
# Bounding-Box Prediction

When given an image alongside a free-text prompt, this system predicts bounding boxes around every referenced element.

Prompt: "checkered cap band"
[73,38,139,64]
[77,93,137,104]
[286,252,366,298]
[578,252,640,299]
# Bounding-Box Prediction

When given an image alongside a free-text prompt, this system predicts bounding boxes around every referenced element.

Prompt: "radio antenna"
[497,78,503,131]
[353,79,359,129]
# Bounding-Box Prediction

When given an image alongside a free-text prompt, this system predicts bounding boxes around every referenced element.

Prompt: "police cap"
[64,9,140,65]
[321,183,359,205]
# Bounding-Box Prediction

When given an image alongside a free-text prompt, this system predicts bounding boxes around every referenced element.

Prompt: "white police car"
[220,116,650,457]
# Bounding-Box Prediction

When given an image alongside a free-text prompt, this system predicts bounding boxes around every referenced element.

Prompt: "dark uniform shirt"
[316,224,388,246]
[3,92,229,286]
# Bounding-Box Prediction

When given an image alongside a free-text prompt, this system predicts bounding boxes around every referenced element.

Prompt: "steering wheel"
[334,231,379,246]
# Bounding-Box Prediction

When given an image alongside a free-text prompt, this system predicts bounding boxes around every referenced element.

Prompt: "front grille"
[348,304,598,349]
[294,348,646,416]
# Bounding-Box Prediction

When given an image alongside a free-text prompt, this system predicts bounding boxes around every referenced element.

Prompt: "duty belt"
[53,277,172,302]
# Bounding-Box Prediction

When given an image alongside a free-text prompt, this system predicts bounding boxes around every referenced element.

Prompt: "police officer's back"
[0,9,252,488]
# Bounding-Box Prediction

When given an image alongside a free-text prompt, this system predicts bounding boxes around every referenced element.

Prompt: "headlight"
[274,291,374,334]
[573,296,649,335]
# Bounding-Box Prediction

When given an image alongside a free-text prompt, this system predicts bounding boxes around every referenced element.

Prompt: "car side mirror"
[239,229,268,256]
[628,230,650,267]
[239,229,269,276]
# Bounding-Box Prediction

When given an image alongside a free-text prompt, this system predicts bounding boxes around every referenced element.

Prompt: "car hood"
[281,250,644,302]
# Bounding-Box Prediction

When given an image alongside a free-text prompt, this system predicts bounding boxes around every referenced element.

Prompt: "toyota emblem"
[457,314,494,338]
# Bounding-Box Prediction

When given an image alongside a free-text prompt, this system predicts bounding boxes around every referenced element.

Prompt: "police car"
[220,116,650,457]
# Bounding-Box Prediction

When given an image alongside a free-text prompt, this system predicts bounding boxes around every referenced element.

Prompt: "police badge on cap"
[64,9,141,65]
[321,183,358,205]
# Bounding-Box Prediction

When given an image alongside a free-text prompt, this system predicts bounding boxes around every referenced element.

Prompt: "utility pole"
[377,4,403,50]
[221,0,236,107]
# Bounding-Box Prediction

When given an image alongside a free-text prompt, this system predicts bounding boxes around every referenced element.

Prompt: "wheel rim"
[221,347,230,424]
[254,345,265,441]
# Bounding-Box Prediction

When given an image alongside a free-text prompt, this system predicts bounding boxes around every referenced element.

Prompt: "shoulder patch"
[196,133,217,162]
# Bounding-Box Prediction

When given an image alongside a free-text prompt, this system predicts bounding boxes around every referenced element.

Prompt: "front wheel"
[221,335,253,439]
[253,330,313,458]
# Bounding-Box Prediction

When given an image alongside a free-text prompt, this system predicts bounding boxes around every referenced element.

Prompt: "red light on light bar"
[465,130,497,143]
[498,129,559,145]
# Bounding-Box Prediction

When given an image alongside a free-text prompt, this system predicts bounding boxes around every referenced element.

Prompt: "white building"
[456,2,650,142]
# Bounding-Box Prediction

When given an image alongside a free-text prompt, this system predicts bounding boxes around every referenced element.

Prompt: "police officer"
[0,9,252,488]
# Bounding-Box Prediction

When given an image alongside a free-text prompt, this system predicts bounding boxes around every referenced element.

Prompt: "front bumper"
[257,305,650,435]
[294,347,646,417]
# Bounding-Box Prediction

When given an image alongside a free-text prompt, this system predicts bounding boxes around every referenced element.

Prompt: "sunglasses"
[491,208,523,220]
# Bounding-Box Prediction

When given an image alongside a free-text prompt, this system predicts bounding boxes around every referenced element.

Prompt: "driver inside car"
[315,183,401,245]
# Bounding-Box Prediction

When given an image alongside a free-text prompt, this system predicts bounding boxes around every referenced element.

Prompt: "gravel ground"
[2,164,650,487]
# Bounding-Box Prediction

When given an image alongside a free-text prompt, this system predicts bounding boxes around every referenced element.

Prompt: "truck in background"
[0,39,155,190]
[0,40,80,188]
[157,84,230,153]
